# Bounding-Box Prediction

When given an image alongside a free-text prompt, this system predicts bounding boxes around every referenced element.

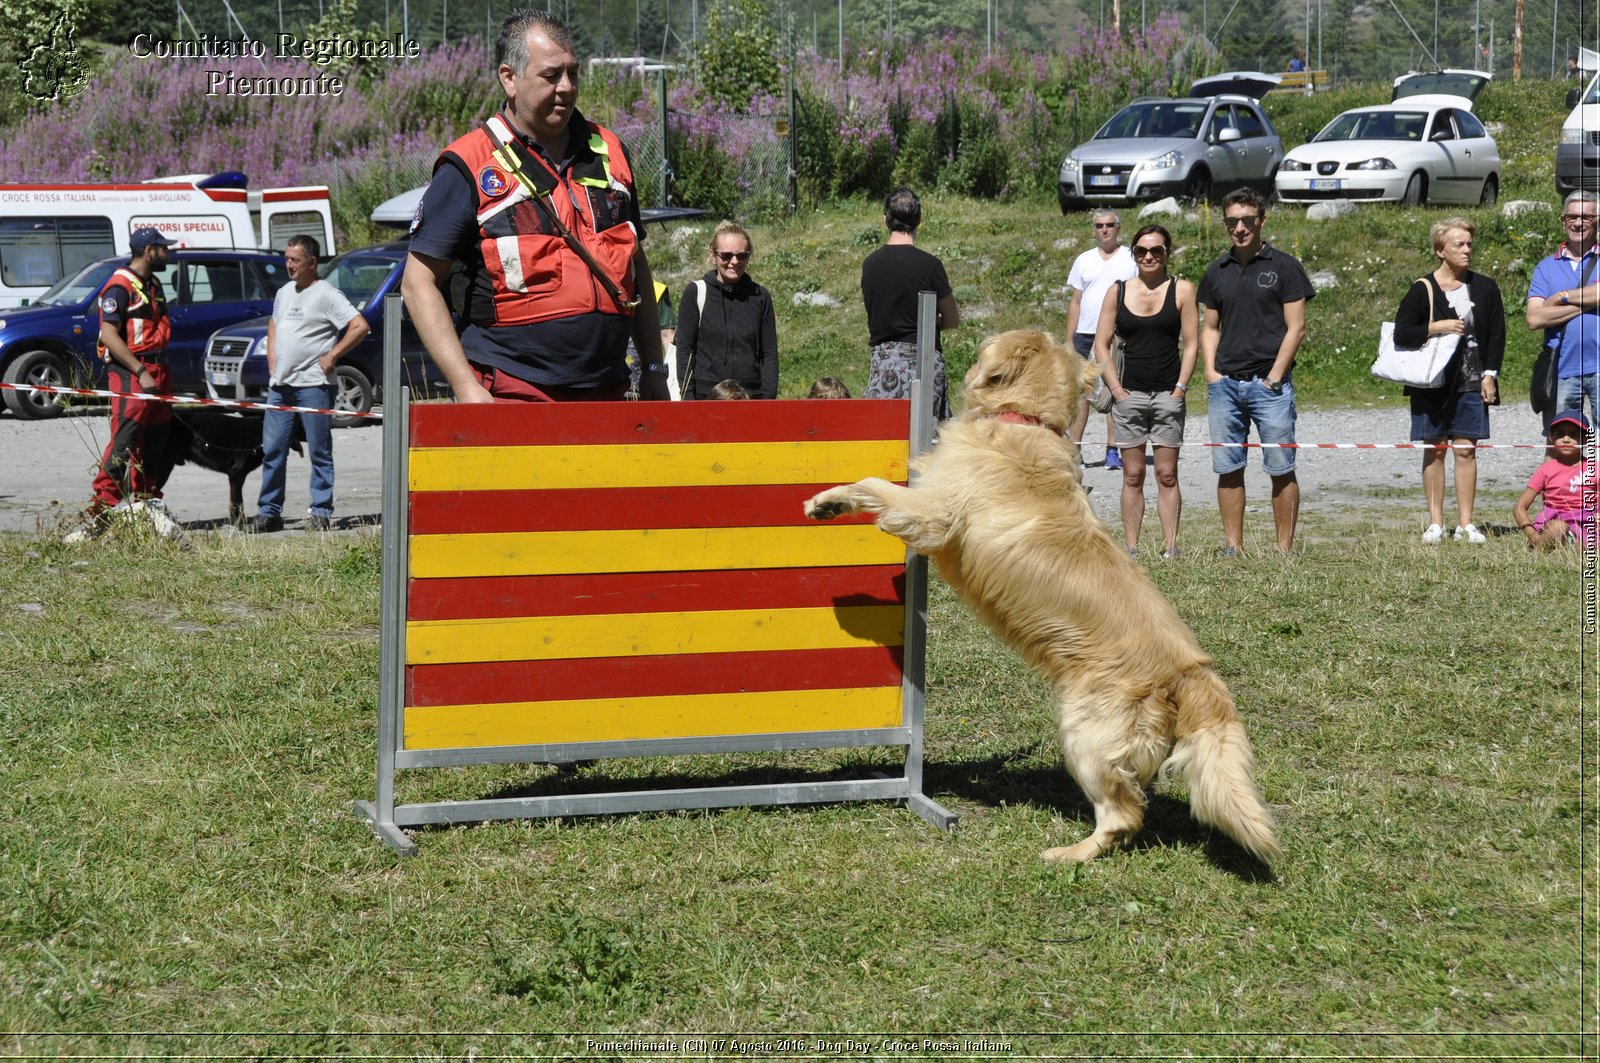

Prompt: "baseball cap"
[129,227,175,253]
[1547,410,1591,436]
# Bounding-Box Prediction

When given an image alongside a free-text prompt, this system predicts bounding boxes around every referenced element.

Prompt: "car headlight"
[1146,150,1182,170]
[1351,158,1396,170]
[1279,159,1310,172]
[0,319,7,331]
[1061,157,1080,174]
[1561,127,1585,145]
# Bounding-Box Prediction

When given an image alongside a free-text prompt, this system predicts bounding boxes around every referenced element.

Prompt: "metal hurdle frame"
[357,293,956,855]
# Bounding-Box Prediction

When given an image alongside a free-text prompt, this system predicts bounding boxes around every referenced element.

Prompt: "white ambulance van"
[0,172,335,308]
[1558,70,1599,198]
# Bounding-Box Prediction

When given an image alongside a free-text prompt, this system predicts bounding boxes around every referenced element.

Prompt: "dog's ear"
[971,332,1033,391]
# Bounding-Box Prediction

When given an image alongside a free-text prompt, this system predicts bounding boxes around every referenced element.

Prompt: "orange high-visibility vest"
[97,268,170,361]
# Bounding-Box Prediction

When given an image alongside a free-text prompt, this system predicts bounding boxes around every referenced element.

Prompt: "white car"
[1275,70,1501,206]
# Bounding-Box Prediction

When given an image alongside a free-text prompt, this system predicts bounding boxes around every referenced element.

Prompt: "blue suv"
[0,249,288,419]
[204,239,451,427]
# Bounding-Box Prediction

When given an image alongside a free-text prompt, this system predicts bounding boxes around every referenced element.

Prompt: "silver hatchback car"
[1058,72,1285,213]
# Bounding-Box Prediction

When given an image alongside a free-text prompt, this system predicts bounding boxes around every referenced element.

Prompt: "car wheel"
[2,349,72,420]
[1182,168,1212,205]
[1402,173,1426,206]
[1479,174,1499,206]
[1058,188,1088,215]
[330,363,374,429]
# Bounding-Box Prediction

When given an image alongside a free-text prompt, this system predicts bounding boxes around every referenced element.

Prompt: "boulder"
[1138,197,1182,218]
[1306,200,1357,221]
[791,290,840,309]
[1309,270,1339,291]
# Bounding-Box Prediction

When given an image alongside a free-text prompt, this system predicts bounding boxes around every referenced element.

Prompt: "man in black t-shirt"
[860,187,961,419]
[1198,188,1315,556]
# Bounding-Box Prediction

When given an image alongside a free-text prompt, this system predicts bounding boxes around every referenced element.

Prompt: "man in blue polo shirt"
[1526,191,1599,429]
[1198,188,1315,557]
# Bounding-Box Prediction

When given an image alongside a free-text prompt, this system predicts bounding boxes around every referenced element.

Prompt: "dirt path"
[0,401,1554,540]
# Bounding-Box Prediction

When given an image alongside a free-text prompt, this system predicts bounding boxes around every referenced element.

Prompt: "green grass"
[0,508,1589,1056]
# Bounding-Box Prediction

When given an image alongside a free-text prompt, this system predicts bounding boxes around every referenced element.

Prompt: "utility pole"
[1514,0,1523,79]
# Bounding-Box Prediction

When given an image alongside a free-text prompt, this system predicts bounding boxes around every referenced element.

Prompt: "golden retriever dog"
[804,330,1279,864]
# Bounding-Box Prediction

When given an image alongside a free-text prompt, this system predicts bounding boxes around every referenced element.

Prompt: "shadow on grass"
[923,750,1277,882]
[398,747,1274,881]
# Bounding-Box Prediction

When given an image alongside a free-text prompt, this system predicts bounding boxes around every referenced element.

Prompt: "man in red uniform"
[400,9,667,403]
[90,227,175,514]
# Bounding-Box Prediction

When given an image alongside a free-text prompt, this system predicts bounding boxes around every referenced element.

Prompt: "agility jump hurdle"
[358,299,956,854]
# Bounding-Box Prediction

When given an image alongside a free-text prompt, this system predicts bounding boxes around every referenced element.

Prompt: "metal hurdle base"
[354,778,956,856]
[353,800,419,857]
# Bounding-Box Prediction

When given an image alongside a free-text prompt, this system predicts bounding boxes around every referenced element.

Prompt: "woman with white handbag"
[1391,217,1506,544]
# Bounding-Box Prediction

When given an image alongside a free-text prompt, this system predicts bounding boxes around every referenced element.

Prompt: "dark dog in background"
[151,408,302,525]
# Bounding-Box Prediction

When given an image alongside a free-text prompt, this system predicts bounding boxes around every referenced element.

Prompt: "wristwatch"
[1262,378,1284,394]
[1559,292,1571,306]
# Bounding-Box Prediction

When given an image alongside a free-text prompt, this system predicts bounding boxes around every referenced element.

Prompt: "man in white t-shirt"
[245,235,370,533]
[1065,209,1137,468]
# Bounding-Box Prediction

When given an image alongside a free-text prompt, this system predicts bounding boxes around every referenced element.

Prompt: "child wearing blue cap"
[1512,410,1596,550]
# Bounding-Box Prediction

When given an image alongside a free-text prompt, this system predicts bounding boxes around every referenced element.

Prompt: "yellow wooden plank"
[409,439,907,492]
[407,604,904,665]
[403,686,905,749]
[410,524,904,579]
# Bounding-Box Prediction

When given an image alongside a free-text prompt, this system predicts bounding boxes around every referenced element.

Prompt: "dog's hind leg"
[1042,692,1166,863]
[804,478,954,553]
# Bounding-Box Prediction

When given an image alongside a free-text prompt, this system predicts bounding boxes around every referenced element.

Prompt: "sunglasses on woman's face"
[715,251,751,262]
[1132,245,1168,259]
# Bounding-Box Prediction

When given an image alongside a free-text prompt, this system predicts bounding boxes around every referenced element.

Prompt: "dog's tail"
[1162,668,1281,864]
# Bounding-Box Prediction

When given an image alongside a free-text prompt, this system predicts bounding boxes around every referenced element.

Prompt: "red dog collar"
[990,411,1064,435]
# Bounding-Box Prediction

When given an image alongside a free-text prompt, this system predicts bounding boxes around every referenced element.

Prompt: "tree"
[696,0,782,111]
[1216,0,1294,71]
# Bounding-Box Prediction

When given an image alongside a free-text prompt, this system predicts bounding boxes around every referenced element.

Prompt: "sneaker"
[304,514,333,532]
[1217,545,1240,559]
[1421,523,1445,544]
[243,513,284,534]
[1105,448,1122,471]
[1454,523,1486,544]
[1161,546,1180,559]
[1125,545,1139,557]
[139,498,185,541]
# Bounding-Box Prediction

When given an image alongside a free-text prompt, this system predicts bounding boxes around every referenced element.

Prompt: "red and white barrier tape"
[2,380,1586,451]
[0,380,381,419]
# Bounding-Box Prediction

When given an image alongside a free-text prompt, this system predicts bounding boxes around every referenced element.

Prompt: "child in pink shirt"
[1512,410,1596,550]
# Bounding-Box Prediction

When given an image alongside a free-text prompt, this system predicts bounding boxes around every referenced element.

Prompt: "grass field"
[0,506,1590,1056]
[1,73,1592,1059]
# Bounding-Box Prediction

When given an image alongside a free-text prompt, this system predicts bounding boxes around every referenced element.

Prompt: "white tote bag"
[1371,280,1455,389]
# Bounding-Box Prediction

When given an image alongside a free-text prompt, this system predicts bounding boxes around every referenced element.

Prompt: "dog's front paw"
[803,490,852,521]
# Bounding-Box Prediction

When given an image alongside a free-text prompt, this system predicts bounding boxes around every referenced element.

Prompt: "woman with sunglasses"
[1093,223,1199,558]
[676,221,779,399]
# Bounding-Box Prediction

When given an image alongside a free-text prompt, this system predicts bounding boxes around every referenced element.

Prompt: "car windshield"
[1095,102,1208,140]
[29,260,116,307]
[1314,111,1428,142]
[319,254,399,310]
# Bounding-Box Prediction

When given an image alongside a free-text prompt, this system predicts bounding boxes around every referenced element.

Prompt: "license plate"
[1089,175,1120,187]
[210,371,231,385]
[1310,178,1341,190]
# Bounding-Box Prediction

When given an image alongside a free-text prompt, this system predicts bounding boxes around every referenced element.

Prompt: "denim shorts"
[1206,375,1297,476]
[1409,388,1489,441]
[1072,332,1096,359]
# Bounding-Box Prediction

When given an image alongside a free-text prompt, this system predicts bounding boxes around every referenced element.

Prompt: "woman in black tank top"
[1091,224,1199,557]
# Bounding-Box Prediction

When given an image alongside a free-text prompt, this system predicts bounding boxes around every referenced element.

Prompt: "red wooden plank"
[407,645,906,707]
[407,565,907,622]
[408,483,884,535]
[408,398,910,448]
